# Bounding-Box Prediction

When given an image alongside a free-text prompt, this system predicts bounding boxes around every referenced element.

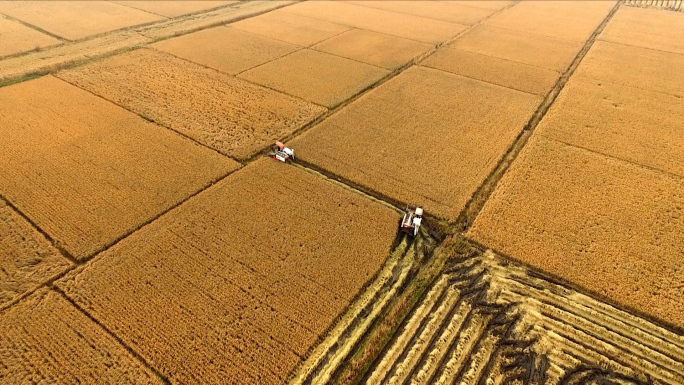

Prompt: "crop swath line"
[455,0,623,232]
[51,286,172,385]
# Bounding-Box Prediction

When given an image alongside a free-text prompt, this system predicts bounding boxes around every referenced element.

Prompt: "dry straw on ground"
[469,136,684,328]
[58,160,398,384]
[58,48,325,159]
[291,66,540,220]
[0,75,237,259]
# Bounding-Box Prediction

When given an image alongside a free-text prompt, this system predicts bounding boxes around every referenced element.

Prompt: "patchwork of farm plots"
[56,160,399,384]
[0,75,237,260]
[291,66,541,220]
[1,1,683,383]
[57,48,325,160]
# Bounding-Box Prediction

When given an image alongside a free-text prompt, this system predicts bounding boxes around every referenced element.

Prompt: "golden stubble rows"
[57,160,399,384]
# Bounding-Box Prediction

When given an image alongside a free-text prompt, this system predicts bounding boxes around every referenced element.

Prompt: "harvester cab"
[400,206,423,237]
[269,141,295,163]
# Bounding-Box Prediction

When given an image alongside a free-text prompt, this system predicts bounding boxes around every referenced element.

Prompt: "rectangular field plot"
[0,288,164,384]
[468,136,684,328]
[152,26,299,75]
[537,75,684,178]
[57,159,399,385]
[282,1,468,44]
[239,49,389,108]
[344,1,496,25]
[312,29,432,70]
[0,76,238,259]
[576,41,684,97]
[58,48,325,159]
[230,10,350,47]
[290,66,541,220]
[450,24,583,72]
[0,16,60,58]
[484,0,616,42]
[0,1,164,41]
[422,48,560,95]
[111,1,235,18]
[0,201,71,307]
[601,5,684,55]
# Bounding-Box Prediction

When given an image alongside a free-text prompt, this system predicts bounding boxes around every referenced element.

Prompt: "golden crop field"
[239,49,389,108]
[0,16,60,58]
[291,66,540,219]
[57,48,325,159]
[56,160,399,384]
[0,1,163,40]
[153,26,299,75]
[1,1,683,383]
[0,201,71,308]
[0,75,237,259]
[537,75,684,177]
[1,288,165,384]
[468,136,684,328]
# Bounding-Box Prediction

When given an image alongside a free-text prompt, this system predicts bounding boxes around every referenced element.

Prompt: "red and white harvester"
[400,206,423,237]
[268,141,295,163]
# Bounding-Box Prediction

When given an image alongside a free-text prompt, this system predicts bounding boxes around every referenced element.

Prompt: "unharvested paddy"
[57,48,325,159]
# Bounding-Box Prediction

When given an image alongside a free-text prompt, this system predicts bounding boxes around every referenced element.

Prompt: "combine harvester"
[400,206,423,237]
[267,141,295,163]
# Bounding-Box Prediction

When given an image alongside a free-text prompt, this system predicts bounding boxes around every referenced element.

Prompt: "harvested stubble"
[601,5,684,55]
[484,0,617,42]
[0,76,237,259]
[468,136,684,328]
[290,66,541,220]
[0,16,60,58]
[0,201,71,307]
[537,75,684,178]
[57,48,325,159]
[111,1,235,18]
[230,10,350,47]
[282,1,468,44]
[422,48,560,95]
[576,40,684,97]
[0,1,163,41]
[312,29,432,70]
[152,26,299,75]
[57,159,399,385]
[239,49,389,108]
[0,288,164,384]
[344,1,495,25]
[449,24,583,72]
